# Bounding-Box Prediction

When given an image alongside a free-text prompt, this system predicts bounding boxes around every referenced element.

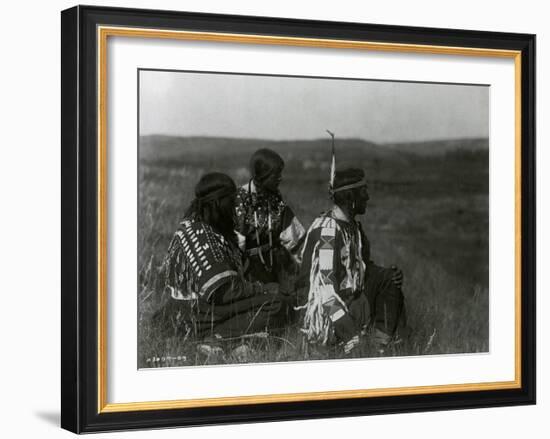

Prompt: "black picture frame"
[61,5,536,434]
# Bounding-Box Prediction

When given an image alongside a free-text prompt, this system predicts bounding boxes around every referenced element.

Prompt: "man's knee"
[379,266,400,289]
[366,265,402,302]
[366,263,395,286]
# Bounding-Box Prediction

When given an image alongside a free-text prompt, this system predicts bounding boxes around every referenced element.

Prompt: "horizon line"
[139,133,489,145]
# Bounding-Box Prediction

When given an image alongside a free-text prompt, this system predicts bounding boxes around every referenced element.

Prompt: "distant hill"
[140,135,384,162]
[384,137,488,156]
[140,135,488,164]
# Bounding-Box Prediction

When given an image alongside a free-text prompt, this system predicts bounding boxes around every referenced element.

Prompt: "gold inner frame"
[97,25,523,414]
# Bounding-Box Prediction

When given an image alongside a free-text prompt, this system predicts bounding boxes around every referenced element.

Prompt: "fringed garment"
[297,205,371,345]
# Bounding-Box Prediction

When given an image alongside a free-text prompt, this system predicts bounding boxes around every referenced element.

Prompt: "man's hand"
[263,282,279,295]
[390,265,404,289]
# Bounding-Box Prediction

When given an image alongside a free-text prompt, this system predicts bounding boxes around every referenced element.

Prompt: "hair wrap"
[197,186,236,204]
[330,177,368,194]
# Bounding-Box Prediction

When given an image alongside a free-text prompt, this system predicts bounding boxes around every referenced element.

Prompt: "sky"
[139,70,489,144]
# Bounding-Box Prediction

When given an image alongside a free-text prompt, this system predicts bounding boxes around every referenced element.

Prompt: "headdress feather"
[326,130,335,193]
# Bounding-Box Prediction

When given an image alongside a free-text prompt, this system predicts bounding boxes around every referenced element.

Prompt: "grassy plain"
[138,136,489,368]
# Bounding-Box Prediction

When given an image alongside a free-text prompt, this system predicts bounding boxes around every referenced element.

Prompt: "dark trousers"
[364,263,407,336]
[332,264,407,343]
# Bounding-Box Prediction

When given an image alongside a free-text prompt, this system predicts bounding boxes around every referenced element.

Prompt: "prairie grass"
[137,136,489,368]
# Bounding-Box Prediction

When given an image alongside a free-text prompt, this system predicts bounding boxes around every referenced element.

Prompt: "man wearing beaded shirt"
[297,168,407,353]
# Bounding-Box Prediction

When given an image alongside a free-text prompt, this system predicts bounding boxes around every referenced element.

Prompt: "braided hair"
[249,148,284,190]
[185,172,237,243]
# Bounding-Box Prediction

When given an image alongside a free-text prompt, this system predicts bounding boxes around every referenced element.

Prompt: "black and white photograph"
[137,69,490,368]
[53,2,538,434]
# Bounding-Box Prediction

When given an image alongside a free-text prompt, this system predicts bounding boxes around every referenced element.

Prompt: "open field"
[138,135,489,368]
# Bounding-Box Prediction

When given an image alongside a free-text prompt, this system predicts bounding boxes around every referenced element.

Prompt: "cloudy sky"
[139,69,489,144]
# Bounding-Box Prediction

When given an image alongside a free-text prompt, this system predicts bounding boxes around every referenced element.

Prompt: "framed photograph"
[61,5,536,433]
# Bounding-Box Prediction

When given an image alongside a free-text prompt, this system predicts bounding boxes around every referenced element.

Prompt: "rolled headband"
[330,177,368,194]
[197,186,236,204]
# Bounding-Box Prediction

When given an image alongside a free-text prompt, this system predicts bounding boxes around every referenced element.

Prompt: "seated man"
[159,172,289,339]
[297,168,407,353]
